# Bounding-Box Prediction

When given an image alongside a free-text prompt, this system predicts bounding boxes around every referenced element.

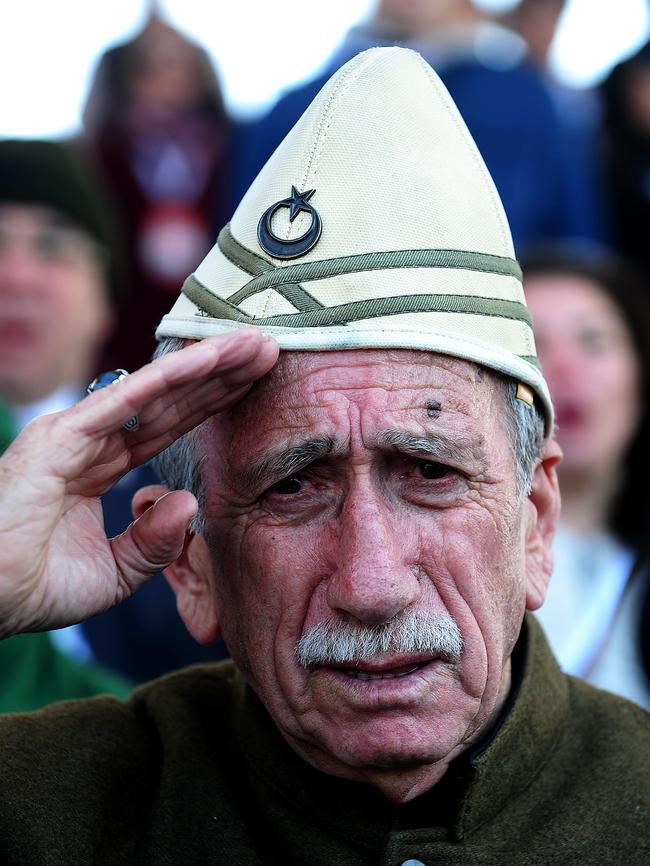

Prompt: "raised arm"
[0,329,278,638]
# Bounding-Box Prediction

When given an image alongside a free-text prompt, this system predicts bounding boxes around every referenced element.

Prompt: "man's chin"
[311,717,465,775]
[296,729,459,802]
[346,751,437,771]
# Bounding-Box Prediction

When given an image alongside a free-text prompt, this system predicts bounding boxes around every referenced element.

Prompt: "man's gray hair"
[499,376,545,495]
[151,338,545,528]
[151,338,206,534]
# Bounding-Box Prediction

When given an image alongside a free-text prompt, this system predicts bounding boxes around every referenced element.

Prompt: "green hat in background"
[0,138,123,308]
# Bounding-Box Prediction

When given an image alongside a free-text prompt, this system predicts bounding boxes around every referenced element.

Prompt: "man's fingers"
[127,334,279,446]
[76,329,277,442]
[35,330,278,488]
[131,384,254,463]
[5,330,278,497]
[110,490,197,597]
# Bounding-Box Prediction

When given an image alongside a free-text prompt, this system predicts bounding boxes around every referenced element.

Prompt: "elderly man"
[0,49,648,864]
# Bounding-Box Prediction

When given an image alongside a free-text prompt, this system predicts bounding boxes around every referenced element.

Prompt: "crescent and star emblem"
[257,186,322,259]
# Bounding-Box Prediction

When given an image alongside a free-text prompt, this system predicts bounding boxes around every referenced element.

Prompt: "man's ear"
[524,437,562,611]
[132,485,221,645]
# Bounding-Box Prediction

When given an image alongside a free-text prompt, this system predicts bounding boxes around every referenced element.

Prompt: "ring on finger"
[86,369,140,432]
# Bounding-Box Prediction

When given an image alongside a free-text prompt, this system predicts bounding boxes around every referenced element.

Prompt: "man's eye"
[418,461,451,480]
[34,230,69,259]
[579,331,608,353]
[270,475,304,495]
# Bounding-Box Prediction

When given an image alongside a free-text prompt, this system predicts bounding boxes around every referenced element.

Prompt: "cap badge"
[257,186,322,259]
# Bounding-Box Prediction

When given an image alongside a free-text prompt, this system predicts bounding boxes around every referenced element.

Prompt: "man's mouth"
[0,319,40,350]
[340,661,430,680]
[320,655,439,682]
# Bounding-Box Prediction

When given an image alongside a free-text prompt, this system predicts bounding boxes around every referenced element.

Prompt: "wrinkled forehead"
[216,348,505,444]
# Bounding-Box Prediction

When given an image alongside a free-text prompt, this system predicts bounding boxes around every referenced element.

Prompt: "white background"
[1,0,649,137]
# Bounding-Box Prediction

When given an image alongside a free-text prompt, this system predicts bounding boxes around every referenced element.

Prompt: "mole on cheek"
[426,400,442,418]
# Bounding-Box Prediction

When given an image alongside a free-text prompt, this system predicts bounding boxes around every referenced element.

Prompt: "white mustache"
[295,611,463,668]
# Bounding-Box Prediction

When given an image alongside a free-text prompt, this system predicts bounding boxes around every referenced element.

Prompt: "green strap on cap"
[183,225,530,330]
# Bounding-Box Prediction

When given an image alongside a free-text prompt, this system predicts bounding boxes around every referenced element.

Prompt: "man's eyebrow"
[375,430,482,465]
[239,436,338,492]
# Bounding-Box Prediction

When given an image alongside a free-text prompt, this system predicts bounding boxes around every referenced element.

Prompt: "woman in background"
[524,247,650,708]
[83,13,232,372]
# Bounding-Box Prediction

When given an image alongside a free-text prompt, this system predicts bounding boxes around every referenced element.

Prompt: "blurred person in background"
[83,12,232,372]
[602,39,650,284]
[506,0,609,243]
[0,138,130,709]
[504,0,565,70]
[523,248,650,708]
[0,139,223,700]
[232,0,605,253]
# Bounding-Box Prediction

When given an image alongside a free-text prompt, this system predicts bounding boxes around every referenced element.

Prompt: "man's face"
[195,350,550,799]
[0,205,111,404]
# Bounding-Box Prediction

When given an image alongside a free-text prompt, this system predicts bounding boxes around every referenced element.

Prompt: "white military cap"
[157,46,553,430]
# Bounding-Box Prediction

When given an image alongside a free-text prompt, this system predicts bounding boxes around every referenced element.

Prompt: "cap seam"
[419,57,511,254]
[296,49,386,237]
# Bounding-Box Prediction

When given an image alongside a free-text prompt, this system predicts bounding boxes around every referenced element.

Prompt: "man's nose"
[0,242,41,292]
[325,484,421,625]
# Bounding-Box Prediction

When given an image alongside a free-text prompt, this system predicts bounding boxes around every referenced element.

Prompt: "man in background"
[0,140,220,704]
[0,139,129,708]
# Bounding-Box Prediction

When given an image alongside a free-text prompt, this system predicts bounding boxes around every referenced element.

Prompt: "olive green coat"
[0,616,648,865]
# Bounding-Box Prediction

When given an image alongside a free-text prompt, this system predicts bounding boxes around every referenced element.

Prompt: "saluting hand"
[0,329,278,639]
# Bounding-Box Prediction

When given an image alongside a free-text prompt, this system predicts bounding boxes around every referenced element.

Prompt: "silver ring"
[86,369,140,431]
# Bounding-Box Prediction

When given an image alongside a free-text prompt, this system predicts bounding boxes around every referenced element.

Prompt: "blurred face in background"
[525,273,641,480]
[0,204,112,404]
[129,26,205,124]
